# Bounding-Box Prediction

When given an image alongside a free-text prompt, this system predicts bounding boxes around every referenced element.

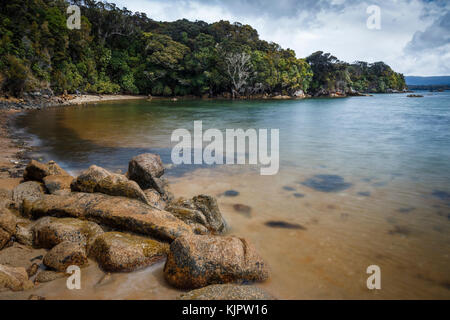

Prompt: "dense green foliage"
[0,0,405,98]
[306,52,406,95]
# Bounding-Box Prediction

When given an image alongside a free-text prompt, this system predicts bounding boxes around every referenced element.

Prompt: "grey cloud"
[170,0,356,19]
[405,10,450,53]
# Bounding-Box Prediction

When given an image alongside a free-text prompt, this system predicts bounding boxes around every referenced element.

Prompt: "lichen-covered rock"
[32,216,103,249]
[15,221,34,247]
[0,228,10,250]
[12,181,44,212]
[26,263,39,277]
[0,264,33,292]
[0,207,17,235]
[179,284,275,300]
[24,193,193,242]
[0,208,16,249]
[127,153,164,191]
[167,195,227,234]
[43,175,74,194]
[71,165,149,204]
[89,232,169,272]
[164,235,269,289]
[35,270,65,283]
[152,177,174,201]
[143,189,167,210]
[23,160,69,182]
[43,241,88,272]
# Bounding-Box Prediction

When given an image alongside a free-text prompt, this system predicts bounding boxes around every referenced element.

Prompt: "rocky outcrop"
[35,270,65,283]
[15,221,34,246]
[71,165,149,205]
[23,193,193,242]
[0,208,17,235]
[89,232,169,272]
[12,181,45,212]
[0,208,16,249]
[0,229,10,250]
[32,216,103,249]
[0,264,34,292]
[179,284,274,300]
[127,153,164,192]
[43,241,88,272]
[164,235,269,289]
[166,195,227,234]
[23,160,69,182]
[143,189,167,210]
[43,175,73,194]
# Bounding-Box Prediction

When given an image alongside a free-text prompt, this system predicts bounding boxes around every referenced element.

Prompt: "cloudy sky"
[113,0,449,76]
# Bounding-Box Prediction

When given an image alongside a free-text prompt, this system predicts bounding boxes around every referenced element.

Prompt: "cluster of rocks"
[0,89,77,111]
[0,153,271,299]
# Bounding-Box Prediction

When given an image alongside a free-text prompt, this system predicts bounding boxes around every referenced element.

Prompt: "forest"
[0,0,406,98]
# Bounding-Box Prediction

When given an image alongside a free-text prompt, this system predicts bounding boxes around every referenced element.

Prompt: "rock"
[127,153,164,191]
[0,207,17,234]
[43,175,73,194]
[407,94,424,98]
[152,177,174,200]
[179,284,274,300]
[166,195,227,234]
[23,160,69,182]
[71,165,149,204]
[12,181,45,212]
[0,264,33,292]
[224,190,239,197]
[164,235,269,289]
[15,221,34,246]
[233,204,252,217]
[0,228,10,250]
[24,193,193,242]
[0,208,16,249]
[43,241,88,272]
[265,221,306,230]
[26,263,39,277]
[32,216,103,249]
[28,294,46,300]
[35,270,65,283]
[89,232,169,272]
[0,243,46,270]
[143,189,166,210]
[292,89,305,98]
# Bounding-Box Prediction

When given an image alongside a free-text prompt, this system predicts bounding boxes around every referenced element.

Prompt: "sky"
[113,0,450,76]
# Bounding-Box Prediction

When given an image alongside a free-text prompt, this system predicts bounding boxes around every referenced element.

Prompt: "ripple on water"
[301,174,352,193]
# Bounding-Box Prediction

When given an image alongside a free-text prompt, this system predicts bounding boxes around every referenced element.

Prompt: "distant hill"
[405,76,450,86]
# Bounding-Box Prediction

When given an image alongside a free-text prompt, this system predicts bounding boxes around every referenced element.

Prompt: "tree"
[224,52,252,98]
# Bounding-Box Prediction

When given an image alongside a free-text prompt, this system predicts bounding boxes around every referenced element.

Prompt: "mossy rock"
[89,232,169,272]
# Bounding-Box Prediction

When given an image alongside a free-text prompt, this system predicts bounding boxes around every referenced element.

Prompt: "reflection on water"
[8,92,450,299]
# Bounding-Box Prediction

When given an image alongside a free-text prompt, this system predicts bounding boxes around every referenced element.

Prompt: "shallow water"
[8,92,450,299]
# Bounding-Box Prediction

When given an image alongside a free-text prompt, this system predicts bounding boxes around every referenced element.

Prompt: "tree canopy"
[0,0,405,98]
